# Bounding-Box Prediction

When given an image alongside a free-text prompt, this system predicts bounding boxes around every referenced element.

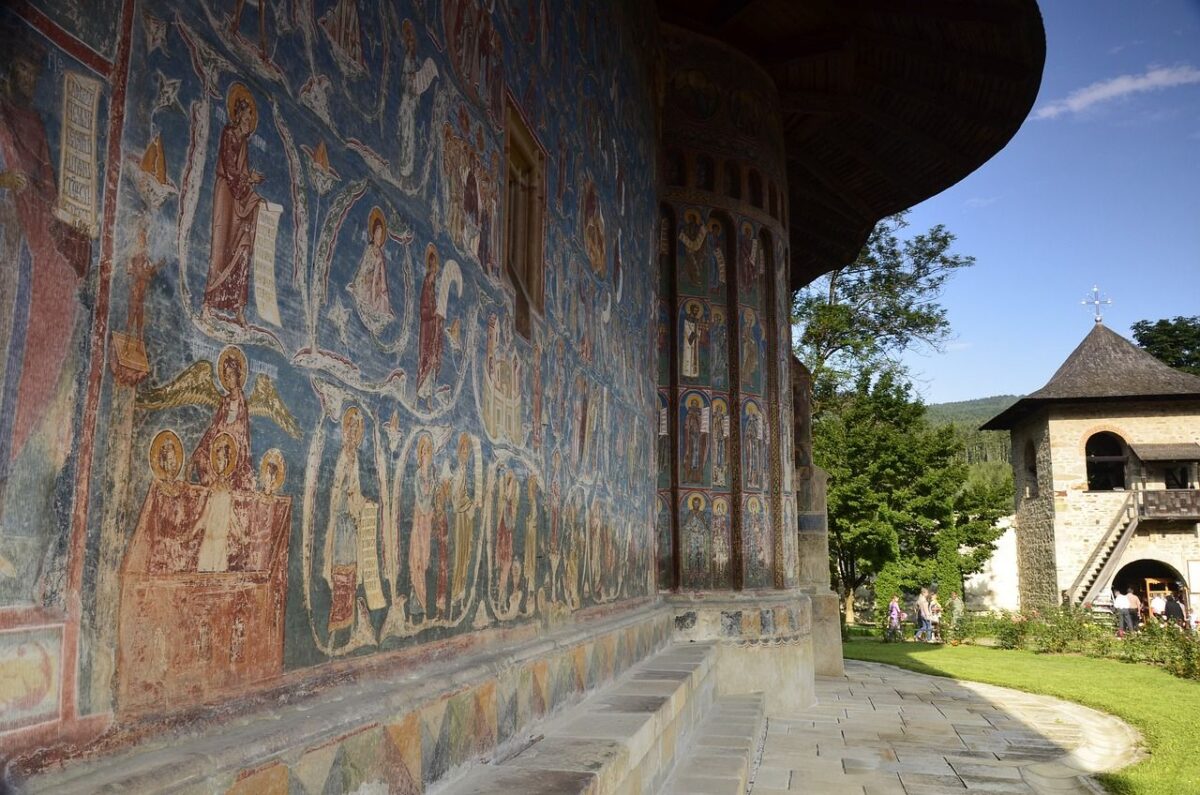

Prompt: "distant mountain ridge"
[925,395,1021,466]
[925,394,1021,427]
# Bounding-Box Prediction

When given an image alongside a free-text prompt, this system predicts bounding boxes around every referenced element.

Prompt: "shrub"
[954,606,1200,683]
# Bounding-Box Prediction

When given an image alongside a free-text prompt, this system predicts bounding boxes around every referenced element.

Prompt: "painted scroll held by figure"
[203,83,266,327]
[347,207,395,336]
[117,425,292,716]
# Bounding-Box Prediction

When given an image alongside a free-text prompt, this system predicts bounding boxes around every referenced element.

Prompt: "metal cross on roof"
[1081,285,1112,324]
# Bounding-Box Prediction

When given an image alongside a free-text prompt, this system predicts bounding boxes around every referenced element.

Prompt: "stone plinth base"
[806,588,844,676]
[667,591,815,715]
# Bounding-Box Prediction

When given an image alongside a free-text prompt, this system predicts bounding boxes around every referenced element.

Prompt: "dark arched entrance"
[1112,558,1187,607]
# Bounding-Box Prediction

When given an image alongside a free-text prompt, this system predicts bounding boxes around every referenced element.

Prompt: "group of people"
[886,588,964,643]
[1112,588,1190,636]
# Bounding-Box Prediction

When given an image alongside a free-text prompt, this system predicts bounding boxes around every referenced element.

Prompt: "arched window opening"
[1086,432,1127,491]
[748,169,764,208]
[725,161,742,199]
[1024,440,1039,499]
[695,154,715,191]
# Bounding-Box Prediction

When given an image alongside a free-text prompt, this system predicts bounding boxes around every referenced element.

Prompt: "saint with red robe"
[416,244,444,407]
[203,83,264,326]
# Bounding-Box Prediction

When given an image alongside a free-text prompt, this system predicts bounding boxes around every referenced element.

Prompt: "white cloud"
[1033,65,1200,120]
[964,197,998,209]
[1107,40,1144,56]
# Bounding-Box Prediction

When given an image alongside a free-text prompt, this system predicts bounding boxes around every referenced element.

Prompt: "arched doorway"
[1112,558,1188,613]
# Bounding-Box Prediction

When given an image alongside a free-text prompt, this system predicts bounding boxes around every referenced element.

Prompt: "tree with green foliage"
[791,211,974,412]
[794,211,1008,623]
[1131,316,1200,376]
[817,371,970,623]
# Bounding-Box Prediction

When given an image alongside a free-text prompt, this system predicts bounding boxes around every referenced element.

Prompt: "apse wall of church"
[0,0,661,735]
[654,23,795,591]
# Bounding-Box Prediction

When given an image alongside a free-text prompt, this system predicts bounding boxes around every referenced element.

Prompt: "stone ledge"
[661,693,766,795]
[441,642,717,795]
[14,606,675,794]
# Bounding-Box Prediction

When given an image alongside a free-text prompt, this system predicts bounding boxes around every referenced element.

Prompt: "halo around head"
[149,429,184,481]
[226,82,258,132]
[259,448,286,494]
[217,345,248,391]
[368,206,387,240]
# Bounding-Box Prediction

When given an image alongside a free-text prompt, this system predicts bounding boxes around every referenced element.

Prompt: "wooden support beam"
[787,149,877,221]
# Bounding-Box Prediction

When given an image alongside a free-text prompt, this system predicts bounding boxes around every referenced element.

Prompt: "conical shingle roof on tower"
[981,323,1200,430]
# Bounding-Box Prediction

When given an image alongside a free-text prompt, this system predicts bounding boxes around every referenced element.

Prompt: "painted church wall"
[655,25,796,594]
[0,0,661,747]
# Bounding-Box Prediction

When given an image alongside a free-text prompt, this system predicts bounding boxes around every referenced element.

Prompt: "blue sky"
[898,0,1200,404]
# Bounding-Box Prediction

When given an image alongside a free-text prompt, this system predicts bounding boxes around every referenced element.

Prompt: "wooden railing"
[1139,489,1200,520]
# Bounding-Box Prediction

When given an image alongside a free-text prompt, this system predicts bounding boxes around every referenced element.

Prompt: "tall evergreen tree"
[1131,316,1200,375]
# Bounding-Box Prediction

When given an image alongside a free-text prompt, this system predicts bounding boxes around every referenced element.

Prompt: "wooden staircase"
[1068,493,1139,608]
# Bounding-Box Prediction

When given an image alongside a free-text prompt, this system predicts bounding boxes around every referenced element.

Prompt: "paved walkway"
[748,660,1144,795]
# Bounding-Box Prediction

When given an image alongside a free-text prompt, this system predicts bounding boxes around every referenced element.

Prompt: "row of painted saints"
[662,392,765,491]
[128,343,645,661]
[666,491,770,589]
[672,210,766,298]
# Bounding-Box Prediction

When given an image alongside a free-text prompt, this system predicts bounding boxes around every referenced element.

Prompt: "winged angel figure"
[137,346,301,490]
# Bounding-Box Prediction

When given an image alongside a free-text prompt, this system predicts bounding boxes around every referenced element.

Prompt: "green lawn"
[843,638,1200,794]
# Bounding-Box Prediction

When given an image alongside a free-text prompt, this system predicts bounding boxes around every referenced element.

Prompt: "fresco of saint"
[677,209,707,289]
[680,301,705,379]
[409,434,436,617]
[191,347,254,491]
[324,408,367,638]
[681,394,708,484]
[195,433,242,572]
[682,494,708,586]
[449,433,474,613]
[203,83,264,327]
[347,207,394,335]
[416,244,444,407]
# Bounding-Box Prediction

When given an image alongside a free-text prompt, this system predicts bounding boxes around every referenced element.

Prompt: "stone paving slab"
[748,660,1143,795]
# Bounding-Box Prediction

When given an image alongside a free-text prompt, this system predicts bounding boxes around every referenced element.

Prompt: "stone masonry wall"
[1047,402,1200,596]
[1012,416,1058,607]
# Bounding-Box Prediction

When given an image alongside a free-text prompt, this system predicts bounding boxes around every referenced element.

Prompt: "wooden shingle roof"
[981,323,1200,430]
[656,0,1047,291]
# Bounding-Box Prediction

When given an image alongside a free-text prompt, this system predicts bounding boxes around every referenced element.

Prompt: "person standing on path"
[914,588,932,642]
[1127,590,1143,629]
[929,593,943,642]
[1113,589,1132,636]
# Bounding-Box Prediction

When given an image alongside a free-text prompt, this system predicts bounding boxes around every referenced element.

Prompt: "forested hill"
[926,395,1021,465]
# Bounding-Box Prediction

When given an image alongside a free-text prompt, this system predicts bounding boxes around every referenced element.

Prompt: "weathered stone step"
[440,642,717,795]
[658,693,765,795]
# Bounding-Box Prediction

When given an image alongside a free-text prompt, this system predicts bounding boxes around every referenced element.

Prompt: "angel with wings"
[137,345,301,491]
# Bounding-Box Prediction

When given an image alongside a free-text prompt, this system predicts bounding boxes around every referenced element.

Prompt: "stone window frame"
[1081,426,1130,492]
[1023,438,1039,500]
[503,95,547,339]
